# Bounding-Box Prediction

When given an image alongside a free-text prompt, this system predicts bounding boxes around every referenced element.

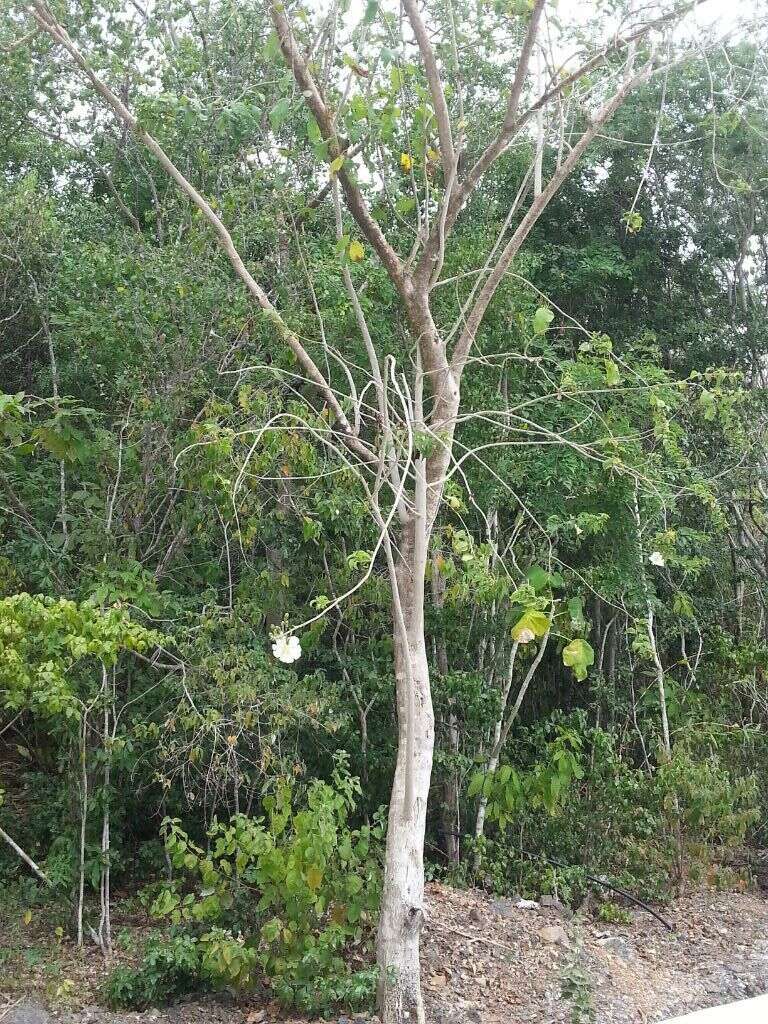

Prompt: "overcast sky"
[339,0,753,40]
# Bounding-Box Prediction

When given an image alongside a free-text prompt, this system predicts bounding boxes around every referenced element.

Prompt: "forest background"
[1,0,768,1020]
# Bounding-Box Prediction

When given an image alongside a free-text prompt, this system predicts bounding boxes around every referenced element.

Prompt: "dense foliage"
[1,0,767,1015]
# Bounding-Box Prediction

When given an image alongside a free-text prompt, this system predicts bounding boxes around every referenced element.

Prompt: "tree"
[14,0,754,1018]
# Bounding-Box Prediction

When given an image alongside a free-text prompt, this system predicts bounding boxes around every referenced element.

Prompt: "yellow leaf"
[306,865,323,890]
[348,240,365,262]
[23,909,32,925]
[330,902,347,923]
[400,152,413,172]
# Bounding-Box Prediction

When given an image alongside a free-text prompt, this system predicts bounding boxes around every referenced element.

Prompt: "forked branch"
[451,64,653,378]
[270,3,407,295]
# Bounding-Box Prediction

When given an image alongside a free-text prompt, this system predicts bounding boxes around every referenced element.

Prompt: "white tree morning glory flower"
[272,632,302,664]
[649,551,666,567]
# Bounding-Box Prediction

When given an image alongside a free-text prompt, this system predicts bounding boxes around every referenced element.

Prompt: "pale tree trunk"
[97,663,114,954]
[377,522,434,1024]
[473,753,494,848]
[633,491,683,877]
[431,551,460,866]
[474,629,550,844]
[442,715,461,867]
[77,711,88,948]
[646,597,684,877]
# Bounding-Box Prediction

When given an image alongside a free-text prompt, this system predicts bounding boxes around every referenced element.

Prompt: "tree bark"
[377,530,434,1024]
[431,551,460,866]
[441,714,461,867]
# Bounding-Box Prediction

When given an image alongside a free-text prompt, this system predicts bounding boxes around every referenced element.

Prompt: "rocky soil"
[2,883,767,1024]
[420,882,768,1024]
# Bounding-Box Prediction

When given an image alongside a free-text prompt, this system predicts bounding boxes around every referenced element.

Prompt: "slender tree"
[21,0,742,1018]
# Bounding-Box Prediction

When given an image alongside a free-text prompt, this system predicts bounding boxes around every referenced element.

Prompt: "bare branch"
[0,823,52,887]
[402,0,455,176]
[513,0,709,149]
[418,0,707,286]
[451,63,652,378]
[29,1,374,466]
[459,0,546,201]
[270,3,407,296]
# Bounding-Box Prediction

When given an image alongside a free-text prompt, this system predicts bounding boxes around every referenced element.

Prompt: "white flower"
[517,627,536,644]
[272,632,302,664]
[649,551,666,567]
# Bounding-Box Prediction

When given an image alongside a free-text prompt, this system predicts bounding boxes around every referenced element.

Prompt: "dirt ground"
[1,883,767,1024]
[420,882,768,1024]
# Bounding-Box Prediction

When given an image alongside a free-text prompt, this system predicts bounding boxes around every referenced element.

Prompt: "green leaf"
[261,917,282,943]
[346,548,372,570]
[567,596,586,630]
[698,390,718,421]
[350,95,368,121]
[302,518,321,542]
[395,195,416,215]
[604,358,621,386]
[562,638,595,681]
[527,565,550,590]
[467,771,484,798]
[269,97,291,130]
[532,306,555,335]
[263,30,282,63]
[673,591,694,618]
[622,209,643,233]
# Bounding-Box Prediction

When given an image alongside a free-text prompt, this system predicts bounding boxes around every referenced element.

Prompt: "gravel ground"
[420,882,768,1024]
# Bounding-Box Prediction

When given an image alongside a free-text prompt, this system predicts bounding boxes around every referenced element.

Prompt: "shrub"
[102,934,205,1009]
[148,753,382,1013]
[467,711,760,903]
[597,902,632,925]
